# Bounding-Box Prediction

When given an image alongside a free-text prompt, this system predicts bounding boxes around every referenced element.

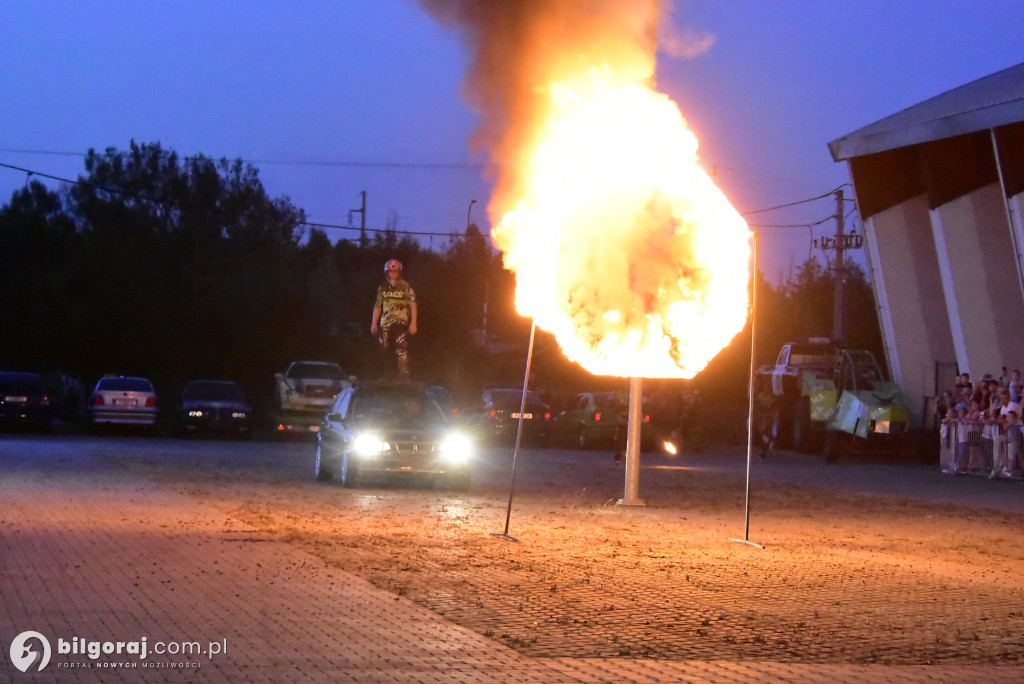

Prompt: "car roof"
[0,371,43,381]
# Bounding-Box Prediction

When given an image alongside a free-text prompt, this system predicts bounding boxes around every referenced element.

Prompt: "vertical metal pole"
[619,377,646,507]
[833,189,845,344]
[731,231,763,548]
[990,128,1024,303]
[491,320,537,541]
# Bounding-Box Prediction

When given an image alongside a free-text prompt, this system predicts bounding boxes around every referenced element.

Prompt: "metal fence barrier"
[939,419,1024,478]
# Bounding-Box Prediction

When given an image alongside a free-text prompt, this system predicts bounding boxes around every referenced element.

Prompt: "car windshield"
[287,363,344,380]
[0,372,44,394]
[490,390,546,408]
[592,392,624,410]
[787,346,836,369]
[97,377,153,392]
[182,382,245,402]
[348,388,445,426]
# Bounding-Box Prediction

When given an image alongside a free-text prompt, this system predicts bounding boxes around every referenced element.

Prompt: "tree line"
[0,141,882,438]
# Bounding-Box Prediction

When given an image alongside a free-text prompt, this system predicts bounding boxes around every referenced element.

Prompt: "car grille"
[304,385,335,398]
[392,440,435,455]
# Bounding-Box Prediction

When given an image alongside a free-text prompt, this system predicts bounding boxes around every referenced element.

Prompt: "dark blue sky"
[2,0,1021,281]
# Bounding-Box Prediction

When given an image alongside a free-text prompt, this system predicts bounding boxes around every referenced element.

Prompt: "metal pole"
[990,128,1024,304]
[730,231,764,549]
[466,199,477,233]
[619,377,646,506]
[833,189,845,344]
[491,319,537,542]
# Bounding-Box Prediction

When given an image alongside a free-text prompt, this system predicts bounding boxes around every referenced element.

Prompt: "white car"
[89,376,158,427]
[273,361,353,435]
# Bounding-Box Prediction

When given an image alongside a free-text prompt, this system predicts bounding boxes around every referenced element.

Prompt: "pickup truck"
[760,339,910,458]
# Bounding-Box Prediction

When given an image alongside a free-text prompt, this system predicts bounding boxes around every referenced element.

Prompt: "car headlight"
[231,411,248,419]
[188,410,204,418]
[439,433,473,464]
[353,433,389,458]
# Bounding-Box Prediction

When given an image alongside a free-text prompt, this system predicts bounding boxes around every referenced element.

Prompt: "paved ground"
[0,434,1022,682]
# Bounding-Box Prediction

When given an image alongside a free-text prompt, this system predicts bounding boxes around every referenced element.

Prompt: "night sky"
[1,0,1021,281]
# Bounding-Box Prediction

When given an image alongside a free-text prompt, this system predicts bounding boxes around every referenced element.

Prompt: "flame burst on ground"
[492,69,750,378]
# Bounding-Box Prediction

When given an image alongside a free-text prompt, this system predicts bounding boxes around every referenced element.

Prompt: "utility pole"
[815,188,862,344]
[349,191,367,248]
[833,188,845,344]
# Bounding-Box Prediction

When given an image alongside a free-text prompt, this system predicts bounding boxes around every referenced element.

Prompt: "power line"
[3,157,855,239]
[0,160,480,239]
[302,220,474,238]
[0,147,483,171]
[740,184,850,217]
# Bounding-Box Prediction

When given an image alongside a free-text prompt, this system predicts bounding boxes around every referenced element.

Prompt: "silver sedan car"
[314,382,473,490]
[89,376,158,428]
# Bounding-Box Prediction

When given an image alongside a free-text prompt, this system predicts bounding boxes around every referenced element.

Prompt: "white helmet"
[384,259,403,273]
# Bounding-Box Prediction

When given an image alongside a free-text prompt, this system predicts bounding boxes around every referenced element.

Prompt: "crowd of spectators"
[936,369,1024,477]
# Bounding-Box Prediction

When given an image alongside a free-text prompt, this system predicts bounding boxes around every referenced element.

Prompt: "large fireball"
[420,0,751,378]
[492,69,750,378]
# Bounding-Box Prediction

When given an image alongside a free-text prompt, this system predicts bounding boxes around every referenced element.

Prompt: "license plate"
[3,395,27,403]
[512,412,533,419]
[113,398,137,407]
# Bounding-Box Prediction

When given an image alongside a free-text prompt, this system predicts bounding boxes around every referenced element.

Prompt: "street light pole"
[466,199,477,233]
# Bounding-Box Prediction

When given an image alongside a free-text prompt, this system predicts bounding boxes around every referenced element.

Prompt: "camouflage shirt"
[375,278,416,329]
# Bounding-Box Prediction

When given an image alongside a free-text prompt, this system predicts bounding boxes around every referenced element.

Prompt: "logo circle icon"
[9,631,51,672]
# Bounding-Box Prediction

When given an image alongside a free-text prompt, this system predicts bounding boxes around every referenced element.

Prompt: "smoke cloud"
[418,0,660,218]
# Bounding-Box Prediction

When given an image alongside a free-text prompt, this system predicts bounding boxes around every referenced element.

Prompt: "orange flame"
[491,68,750,378]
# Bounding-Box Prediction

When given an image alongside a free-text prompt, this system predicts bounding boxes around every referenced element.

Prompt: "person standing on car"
[371,259,418,379]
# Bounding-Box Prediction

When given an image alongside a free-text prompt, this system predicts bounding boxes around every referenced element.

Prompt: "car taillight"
[644,414,650,422]
[544,412,551,420]
[595,412,602,421]
[489,409,497,417]
[41,394,50,406]
[451,408,459,415]
[145,397,157,408]
[91,395,104,406]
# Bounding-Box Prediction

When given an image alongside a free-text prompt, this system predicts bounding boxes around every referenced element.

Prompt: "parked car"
[314,382,473,490]
[0,371,54,430]
[552,391,671,452]
[466,388,552,445]
[552,391,625,449]
[88,376,158,429]
[176,380,253,438]
[273,361,353,437]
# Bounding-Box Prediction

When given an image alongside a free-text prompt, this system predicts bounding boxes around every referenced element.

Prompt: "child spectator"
[940,407,959,474]
[1009,369,1022,404]
[984,407,1001,478]
[955,407,971,473]
[967,403,985,472]
[1006,410,1022,476]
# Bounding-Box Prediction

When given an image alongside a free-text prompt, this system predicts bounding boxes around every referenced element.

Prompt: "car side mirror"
[327,412,342,424]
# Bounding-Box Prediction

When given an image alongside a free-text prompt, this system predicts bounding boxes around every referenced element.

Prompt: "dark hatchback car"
[468,388,552,445]
[314,382,473,490]
[0,371,53,430]
[177,380,253,438]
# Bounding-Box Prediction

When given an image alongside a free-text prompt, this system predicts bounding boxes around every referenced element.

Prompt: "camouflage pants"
[380,323,410,378]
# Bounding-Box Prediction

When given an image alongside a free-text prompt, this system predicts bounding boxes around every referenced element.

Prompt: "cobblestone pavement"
[0,434,1022,682]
